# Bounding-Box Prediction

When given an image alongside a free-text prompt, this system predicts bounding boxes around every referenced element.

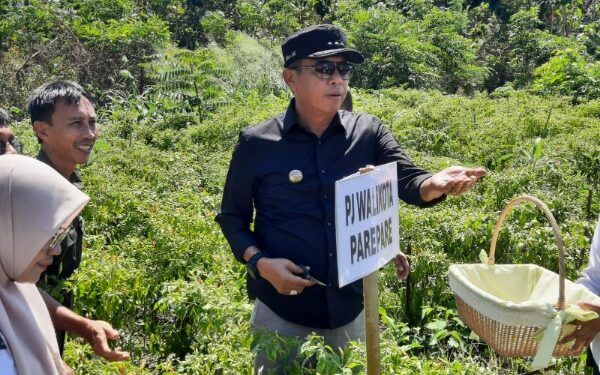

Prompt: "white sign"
[335,162,400,288]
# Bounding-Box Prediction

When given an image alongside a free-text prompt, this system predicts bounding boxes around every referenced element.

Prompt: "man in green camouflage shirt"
[29,81,129,364]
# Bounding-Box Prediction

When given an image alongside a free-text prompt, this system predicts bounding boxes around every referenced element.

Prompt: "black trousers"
[588,347,600,375]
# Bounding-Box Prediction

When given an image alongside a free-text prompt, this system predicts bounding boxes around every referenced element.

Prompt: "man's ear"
[33,120,50,142]
[282,68,296,94]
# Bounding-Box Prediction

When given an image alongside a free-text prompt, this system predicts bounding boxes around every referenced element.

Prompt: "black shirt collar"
[36,149,83,188]
[282,98,346,136]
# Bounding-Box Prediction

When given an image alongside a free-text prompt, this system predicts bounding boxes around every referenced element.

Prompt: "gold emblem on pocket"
[289,170,303,183]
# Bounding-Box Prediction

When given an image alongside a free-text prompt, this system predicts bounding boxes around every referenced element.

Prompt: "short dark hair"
[27,81,95,125]
[0,108,11,127]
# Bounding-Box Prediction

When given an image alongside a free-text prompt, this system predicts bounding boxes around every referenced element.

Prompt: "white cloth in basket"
[450,264,600,326]
[450,263,600,368]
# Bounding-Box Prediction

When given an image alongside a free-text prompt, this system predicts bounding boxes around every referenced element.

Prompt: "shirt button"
[323,194,328,199]
[329,252,334,257]
[318,140,322,145]
[321,169,326,174]
[327,222,332,227]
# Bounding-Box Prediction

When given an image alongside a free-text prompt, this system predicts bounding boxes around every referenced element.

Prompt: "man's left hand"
[81,319,130,361]
[559,301,600,352]
[392,252,409,281]
[421,166,486,202]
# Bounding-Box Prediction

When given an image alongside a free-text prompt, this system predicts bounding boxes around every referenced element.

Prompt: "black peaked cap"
[281,24,364,67]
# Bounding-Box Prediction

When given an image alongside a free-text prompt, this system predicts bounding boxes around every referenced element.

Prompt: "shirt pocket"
[257,171,294,206]
[257,169,320,207]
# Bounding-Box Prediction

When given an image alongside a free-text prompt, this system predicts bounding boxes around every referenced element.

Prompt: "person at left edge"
[0,108,19,155]
[560,216,600,374]
[1,154,90,374]
[28,81,130,362]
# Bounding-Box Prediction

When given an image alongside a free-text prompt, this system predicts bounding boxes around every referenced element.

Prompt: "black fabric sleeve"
[215,130,257,263]
[374,120,445,208]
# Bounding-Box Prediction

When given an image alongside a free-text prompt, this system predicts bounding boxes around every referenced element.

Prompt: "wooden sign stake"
[358,165,380,375]
[364,271,380,375]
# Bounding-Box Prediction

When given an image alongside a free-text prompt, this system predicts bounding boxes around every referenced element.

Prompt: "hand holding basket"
[449,195,600,367]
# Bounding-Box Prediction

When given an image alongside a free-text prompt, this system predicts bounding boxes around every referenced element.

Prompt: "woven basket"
[449,195,599,358]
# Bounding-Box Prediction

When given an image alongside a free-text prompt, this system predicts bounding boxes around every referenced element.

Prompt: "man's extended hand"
[392,252,410,280]
[420,166,486,202]
[257,258,315,295]
[39,289,130,362]
[63,361,75,375]
[81,319,130,361]
[559,301,600,352]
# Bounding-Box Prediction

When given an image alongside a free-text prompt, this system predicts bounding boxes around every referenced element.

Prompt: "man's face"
[285,56,349,118]
[35,97,97,169]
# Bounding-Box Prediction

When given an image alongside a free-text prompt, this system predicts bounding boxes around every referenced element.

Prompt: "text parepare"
[350,217,393,264]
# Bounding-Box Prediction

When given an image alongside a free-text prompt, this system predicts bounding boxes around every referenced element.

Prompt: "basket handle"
[488,195,566,310]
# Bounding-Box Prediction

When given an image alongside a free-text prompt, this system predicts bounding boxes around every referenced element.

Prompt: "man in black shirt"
[29,81,129,365]
[216,24,485,371]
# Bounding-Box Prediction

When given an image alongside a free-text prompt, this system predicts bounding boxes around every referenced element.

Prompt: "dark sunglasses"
[49,225,72,249]
[291,61,353,80]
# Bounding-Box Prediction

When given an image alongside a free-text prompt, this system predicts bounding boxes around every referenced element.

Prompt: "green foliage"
[136,32,285,125]
[583,20,600,58]
[8,86,599,374]
[341,6,489,93]
[3,1,600,374]
[0,0,80,106]
[73,15,170,86]
[208,31,287,96]
[201,11,232,46]
[574,146,600,191]
[234,0,324,40]
[70,0,135,22]
[0,0,170,110]
[145,47,227,118]
[2,0,600,107]
[533,48,600,102]
[507,6,577,88]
